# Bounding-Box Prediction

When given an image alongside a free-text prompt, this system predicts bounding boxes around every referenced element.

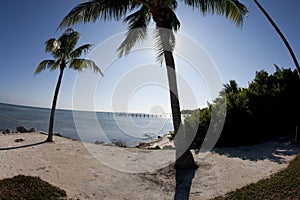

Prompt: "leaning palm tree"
[253,0,300,76]
[59,0,247,166]
[59,1,247,199]
[35,28,103,142]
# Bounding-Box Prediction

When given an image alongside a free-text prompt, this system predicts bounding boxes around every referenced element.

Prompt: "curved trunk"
[254,0,300,76]
[46,67,64,142]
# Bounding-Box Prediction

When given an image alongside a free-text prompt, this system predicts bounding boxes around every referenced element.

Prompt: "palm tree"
[59,0,247,166]
[35,28,103,142]
[253,0,300,77]
[59,1,247,199]
[59,0,246,166]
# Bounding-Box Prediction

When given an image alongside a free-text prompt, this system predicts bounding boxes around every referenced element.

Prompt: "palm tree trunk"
[154,9,197,198]
[165,51,181,134]
[161,36,197,200]
[46,67,64,142]
[254,0,300,76]
[157,28,196,167]
[159,28,197,200]
[164,50,195,165]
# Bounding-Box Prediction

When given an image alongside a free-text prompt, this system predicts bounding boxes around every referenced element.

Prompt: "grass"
[214,154,300,200]
[0,175,67,200]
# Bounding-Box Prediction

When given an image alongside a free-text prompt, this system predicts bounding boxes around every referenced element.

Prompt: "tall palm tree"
[253,0,300,77]
[58,0,247,167]
[35,28,103,142]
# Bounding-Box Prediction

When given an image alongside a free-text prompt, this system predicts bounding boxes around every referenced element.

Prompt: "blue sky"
[0,1,299,113]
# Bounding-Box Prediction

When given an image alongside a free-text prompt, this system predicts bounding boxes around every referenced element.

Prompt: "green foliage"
[181,109,195,115]
[168,131,176,141]
[35,28,102,75]
[0,175,67,200]
[184,108,211,147]
[184,66,300,147]
[214,154,300,200]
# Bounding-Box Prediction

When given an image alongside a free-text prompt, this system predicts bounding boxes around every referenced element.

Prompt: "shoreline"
[1,126,174,149]
[1,132,299,199]
[0,103,174,147]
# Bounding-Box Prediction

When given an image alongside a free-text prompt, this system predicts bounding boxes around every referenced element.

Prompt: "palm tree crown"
[59,1,248,59]
[36,28,102,75]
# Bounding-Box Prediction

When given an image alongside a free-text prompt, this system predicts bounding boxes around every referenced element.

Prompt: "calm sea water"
[0,103,173,146]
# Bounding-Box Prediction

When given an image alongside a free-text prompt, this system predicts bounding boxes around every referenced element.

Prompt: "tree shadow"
[174,168,196,200]
[139,152,198,200]
[0,141,46,151]
[213,137,300,164]
[174,150,198,200]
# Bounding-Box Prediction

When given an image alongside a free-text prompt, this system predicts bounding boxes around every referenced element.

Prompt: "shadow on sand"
[174,168,197,200]
[213,137,300,164]
[174,150,198,200]
[0,141,46,151]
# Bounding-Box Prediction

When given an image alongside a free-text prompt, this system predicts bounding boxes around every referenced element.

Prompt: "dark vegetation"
[0,175,67,200]
[213,154,300,200]
[184,66,300,147]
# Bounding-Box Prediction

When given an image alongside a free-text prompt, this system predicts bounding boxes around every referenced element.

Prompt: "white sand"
[0,133,299,200]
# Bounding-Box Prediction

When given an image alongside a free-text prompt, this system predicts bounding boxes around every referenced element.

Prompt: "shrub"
[0,175,67,200]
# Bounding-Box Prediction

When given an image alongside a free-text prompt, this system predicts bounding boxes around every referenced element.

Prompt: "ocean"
[0,103,173,147]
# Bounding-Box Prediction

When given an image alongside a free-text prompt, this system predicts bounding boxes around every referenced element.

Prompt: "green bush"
[184,67,300,147]
[0,175,67,200]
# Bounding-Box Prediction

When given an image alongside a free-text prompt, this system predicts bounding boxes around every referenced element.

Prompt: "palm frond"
[154,2,180,30]
[181,0,248,26]
[49,60,62,71]
[58,0,135,29]
[70,44,92,59]
[45,38,58,53]
[117,6,150,57]
[69,59,103,76]
[165,0,178,10]
[67,31,81,55]
[222,0,248,26]
[58,28,80,56]
[168,8,181,31]
[154,27,176,64]
[35,60,55,74]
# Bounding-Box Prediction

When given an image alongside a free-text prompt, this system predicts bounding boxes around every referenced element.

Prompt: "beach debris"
[112,140,127,147]
[14,138,25,142]
[16,126,37,133]
[162,145,174,150]
[137,142,147,148]
[95,141,104,145]
[16,126,29,133]
[29,128,37,132]
[3,129,13,134]
[147,145,161,150]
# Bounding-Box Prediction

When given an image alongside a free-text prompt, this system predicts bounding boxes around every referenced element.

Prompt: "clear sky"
[0,1,299,114]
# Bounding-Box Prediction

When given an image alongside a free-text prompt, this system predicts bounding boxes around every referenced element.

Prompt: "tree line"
[184,66,300,147]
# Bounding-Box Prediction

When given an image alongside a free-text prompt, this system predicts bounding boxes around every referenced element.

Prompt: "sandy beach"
[0,132,299,200]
